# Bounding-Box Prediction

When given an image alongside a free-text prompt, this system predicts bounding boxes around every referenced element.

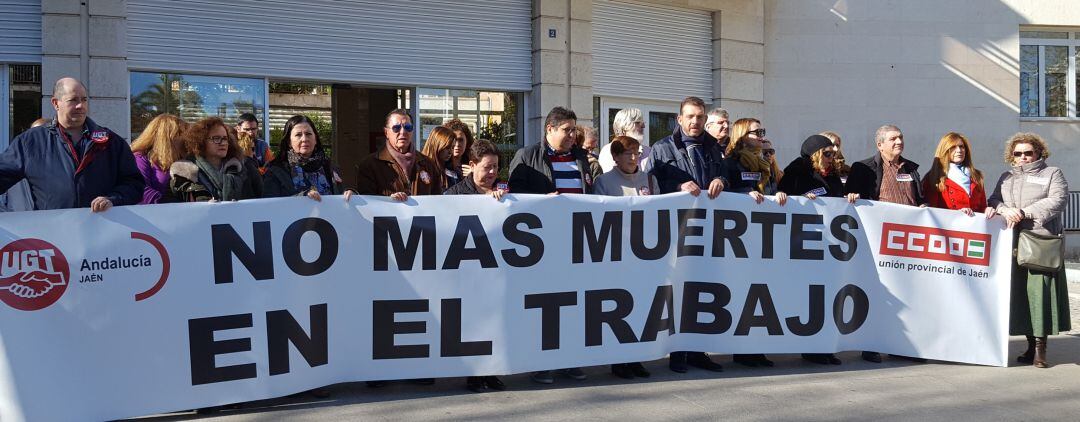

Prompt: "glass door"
[598,98,680,146]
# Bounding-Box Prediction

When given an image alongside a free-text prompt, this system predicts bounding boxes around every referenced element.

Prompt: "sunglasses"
[822,150,836,158]
[748,128,766,137]
[207,136,229,145]
[390,123,414,133]
[762,149,775,157]
[1012,150,1036,157]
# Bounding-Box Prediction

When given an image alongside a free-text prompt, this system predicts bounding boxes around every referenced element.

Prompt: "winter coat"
[169,157,262,202]
[987,159,1068,236]
[924,177,987,212]
[355,146,441,197]
[777,157,844,198]
[134,151,175,204]
[508,142,598,194]
[648,127,726,194]
[844,153,925,204]
[262,158,341,198]
[0,118,143,210]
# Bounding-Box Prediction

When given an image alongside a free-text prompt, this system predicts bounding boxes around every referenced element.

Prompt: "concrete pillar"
[713,0,765,120]
[41,0,129,138]
[531,0,593,145]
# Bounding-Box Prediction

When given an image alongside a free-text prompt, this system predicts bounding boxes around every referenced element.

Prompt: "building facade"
[1,0,1077,242]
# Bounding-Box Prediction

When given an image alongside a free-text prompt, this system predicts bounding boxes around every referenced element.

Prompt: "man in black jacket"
[844,124,926,364]
[508,106,599,195]
[648,96,725,198]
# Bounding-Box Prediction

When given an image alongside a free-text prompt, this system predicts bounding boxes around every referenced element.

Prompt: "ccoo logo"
[879,223,991,266]
[0,239,70,311]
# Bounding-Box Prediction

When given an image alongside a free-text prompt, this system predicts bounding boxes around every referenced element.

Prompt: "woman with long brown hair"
[420,126,462,190]
[131,114,187,204]
[922,132,986,216]
[169,117,262,202]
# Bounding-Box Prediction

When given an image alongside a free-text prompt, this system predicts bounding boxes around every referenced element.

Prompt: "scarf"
[680,128,710,187]
[735,147,772,192]
[287,150,334,195]
[386,143,415,181]
[947,163,972,195]
[195,156,245,201]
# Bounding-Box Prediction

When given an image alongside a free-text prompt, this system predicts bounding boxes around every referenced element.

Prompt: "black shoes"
[802,353,842,365]
[734,354,773,367]
[612,363,635,379]
[628,362,651,378]
[861,351,882,363]
[669,352,689,373]
[687,352,725,372]
[466,376,505,393]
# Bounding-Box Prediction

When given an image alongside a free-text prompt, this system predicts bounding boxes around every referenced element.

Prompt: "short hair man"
[843,124,926,364]
[354,109,441,200]
[508,106,601,195]
[648,96,726,199]
[704,107,730,157]
[0,77,143,211]
[235,113,273,166]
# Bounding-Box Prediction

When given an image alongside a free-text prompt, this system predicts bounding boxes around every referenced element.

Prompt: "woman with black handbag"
[986,132,1069,368]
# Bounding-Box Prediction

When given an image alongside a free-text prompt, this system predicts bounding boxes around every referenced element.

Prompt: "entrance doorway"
[597,98,680,146]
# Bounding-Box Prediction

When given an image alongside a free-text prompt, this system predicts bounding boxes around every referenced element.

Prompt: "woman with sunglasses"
[264,115,355,202]
[169,117,262,202]
[921,132,986,216]
[986,132,1069,368]
[760,138,783,195]
[773,135,854,365]
[722,118,774,205]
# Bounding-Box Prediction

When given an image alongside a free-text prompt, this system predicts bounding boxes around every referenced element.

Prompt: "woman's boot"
[1017,335,1036,364]
[1033,336,1048,368]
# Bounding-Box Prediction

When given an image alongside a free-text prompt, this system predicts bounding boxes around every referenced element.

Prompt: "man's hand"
[707,178,724,199]
[90,197,113,213]
[680,181,702,196]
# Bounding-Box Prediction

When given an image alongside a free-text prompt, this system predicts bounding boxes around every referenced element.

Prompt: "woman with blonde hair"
[721,118,773,203]
[922,132,986,216]
[819,131,851,183]
[131,113,187,204]
[986,132,1069,368]
[420,126,462,190]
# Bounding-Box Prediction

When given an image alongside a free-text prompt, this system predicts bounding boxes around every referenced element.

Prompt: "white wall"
[763,0,1080,189]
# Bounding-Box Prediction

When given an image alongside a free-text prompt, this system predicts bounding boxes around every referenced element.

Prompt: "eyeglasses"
[389,123,414,133]
[822,150,836,158]
[238,127,258,132]
[748,128,767,137]
[762,149,775,157]
[1012,150,1036,157]
[207,136,229,145]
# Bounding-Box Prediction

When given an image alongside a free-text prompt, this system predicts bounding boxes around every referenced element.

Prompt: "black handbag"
[1016,229,1064,272]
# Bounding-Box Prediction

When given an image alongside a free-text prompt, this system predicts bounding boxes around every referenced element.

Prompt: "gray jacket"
[987,159,1069,235]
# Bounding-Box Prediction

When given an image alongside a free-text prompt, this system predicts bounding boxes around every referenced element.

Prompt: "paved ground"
[137,273,1080,422]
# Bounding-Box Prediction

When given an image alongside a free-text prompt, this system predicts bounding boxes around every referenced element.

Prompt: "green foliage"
[269,113,334,158]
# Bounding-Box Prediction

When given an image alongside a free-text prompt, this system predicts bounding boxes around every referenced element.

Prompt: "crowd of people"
[0,78,1070,400]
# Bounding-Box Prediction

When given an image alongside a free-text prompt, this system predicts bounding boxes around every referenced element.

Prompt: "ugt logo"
[0,239,70,311]
[879,223,991,266]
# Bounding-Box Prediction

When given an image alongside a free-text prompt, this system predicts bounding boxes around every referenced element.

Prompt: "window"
[417,88,523,150]
[2,64,42,143]
[1019,29,1080,118]
[130,72,265,138]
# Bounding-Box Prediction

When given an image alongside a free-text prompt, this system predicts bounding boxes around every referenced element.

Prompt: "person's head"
[51,77,89,129]
[609,135,642,174]
[933,132,975,167]
[800,134,837,174]
[1004,132,1050,166]
[277,115,324,159]
[132,113,187,169]
[442,118,475,159]
[677,96,707,138]
[761,138,776,164]
[384,109,413,153]
[726,117,763,155]
[420,126,457,165]
[875,124,904,161]
[544,106,577,152]
[235,113,260,139]
[611,108,645,141]
[819,131,841,148]
[30,117,50,128]
[184,117,239,162]
[468,139,502,189]
[705,108,730,140]
[579,125,598,152]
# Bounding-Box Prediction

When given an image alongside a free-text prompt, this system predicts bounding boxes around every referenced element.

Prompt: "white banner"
[0,193,1010,421]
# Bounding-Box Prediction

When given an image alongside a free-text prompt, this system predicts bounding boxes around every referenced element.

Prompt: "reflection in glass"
[1045,45,1067,117]
[130,72,265,138]
[649,112,677,146]
[417,88,521,150]
[9,65,41,141]
[1019,45,1040,117]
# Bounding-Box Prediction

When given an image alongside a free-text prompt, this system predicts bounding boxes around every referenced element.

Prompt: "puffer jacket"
[987,159,1068,236]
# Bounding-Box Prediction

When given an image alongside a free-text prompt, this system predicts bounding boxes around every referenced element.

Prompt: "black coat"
[777,157,844,197]
[508,142,597,194]
[648,127,726,194]
[844,154,924,204]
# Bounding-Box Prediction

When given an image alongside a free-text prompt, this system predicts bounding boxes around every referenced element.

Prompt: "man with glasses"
[235,113,272,167]
[704,107,730,159]
[0,77,142,211]
[355,108,441,200]
[844,124,926,364]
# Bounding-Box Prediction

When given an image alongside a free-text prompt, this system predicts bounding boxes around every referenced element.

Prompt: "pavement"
[133,273,1080,422]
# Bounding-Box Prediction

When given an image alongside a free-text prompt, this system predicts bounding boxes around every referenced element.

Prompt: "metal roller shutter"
[0,0,42,62]
[127,0,532,90]
[593,0,712,102]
